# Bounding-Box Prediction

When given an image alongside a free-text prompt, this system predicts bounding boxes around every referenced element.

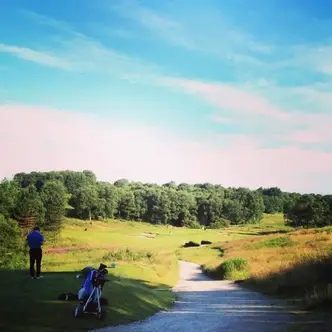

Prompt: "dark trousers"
[29,248,42,277]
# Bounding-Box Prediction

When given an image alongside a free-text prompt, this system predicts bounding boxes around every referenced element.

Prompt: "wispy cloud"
[107,1,332,83]
[0,43,72,70]
[160,76,332,151]
[300,45,332,76]
[161,77,288,119]
[20,9,85,38]
[3,11,164,81]
[108,0,272,60]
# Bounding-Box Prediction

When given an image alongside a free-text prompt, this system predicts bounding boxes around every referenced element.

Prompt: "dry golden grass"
[206,227,332,311]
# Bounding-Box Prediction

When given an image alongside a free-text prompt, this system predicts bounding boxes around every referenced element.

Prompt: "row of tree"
[0,170,331,232]
[1,170,331,268]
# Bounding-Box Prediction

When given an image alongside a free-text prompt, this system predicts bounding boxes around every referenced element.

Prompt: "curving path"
[93,261,293,332]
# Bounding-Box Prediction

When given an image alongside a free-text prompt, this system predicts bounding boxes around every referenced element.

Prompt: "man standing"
[26,226,44,279]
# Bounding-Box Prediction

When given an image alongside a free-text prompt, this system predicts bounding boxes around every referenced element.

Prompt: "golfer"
[26,226,44,279]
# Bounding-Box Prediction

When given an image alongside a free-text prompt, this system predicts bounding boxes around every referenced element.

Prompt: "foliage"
[0,179,19,217]
[13,184,45,234]
[285,194,332,228]
[0,215,26,268]
[1,170,331,231]
[102,248,154,262]
[250,236,295,249]
[208,219,230,229]
[205,257,250,280]
[41,180,70,225]
[183,219,202,229]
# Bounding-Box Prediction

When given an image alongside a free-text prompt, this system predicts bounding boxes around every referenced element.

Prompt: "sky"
[1,0,332,194]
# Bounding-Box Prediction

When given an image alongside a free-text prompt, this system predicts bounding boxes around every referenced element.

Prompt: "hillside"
[0,216,253,332]
[1,170,332,331]
[0,214,331,331]
[179,214,332,331]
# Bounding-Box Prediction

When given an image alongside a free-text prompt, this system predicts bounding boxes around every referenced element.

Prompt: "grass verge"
[0,268,175,332]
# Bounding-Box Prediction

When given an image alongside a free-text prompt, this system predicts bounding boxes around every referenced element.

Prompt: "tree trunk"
[89,209,91,221]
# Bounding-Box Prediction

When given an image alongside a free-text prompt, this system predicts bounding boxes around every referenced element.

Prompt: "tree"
[8,170,332,230]
[117,189,136,219]
[222,199,243,224]
[14,185,45,234]
[96,182,119,218]
[114,179,129,188]
[40,180,70,232]
[0,179,19,217]
[0,215,26,268]
[285,194,330,228]
[71,185,98,221]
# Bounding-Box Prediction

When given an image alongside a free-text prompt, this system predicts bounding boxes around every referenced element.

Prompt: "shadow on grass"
[257,230,291,236]
[0,268,174,332]
[242,254,332,332]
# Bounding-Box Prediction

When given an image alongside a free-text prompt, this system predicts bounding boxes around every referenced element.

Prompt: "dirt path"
[93,261,293,332]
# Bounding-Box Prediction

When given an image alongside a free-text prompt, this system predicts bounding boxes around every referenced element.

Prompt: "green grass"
[248,236,295,249]
[204,257,250,280]
[0,268,174,332]
[0,214,299,331]
[0,217,254,331]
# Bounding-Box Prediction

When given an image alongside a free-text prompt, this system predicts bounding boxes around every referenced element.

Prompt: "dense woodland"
[1,170,332,268]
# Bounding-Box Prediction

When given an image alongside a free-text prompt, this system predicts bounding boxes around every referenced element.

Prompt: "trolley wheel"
[74,304,83,318]
[97,307,106,320]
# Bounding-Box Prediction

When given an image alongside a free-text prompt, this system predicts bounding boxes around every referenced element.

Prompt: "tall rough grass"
[247,252,332,309]
[102,247,155,262]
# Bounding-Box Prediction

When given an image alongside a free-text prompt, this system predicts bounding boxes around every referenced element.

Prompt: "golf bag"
[74,263,111,319]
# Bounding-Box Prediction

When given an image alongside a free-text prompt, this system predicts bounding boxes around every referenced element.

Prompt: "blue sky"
[1,0,332,193]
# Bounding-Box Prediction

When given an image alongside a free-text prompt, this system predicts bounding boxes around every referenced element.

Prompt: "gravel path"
[93,261,293,332]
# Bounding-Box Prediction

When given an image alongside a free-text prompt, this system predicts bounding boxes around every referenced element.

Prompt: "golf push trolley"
[74,263,116,320]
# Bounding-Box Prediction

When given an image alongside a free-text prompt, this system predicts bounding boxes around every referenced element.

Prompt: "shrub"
[208,219,230,229]
[0,215,26,269]
[205,257,250,280]
[251,236,295,249]
[183,219,202,229]
[102,247,154,262]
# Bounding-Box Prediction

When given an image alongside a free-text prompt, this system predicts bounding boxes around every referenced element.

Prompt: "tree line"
[0,170,330,230]
[1,170,331,268]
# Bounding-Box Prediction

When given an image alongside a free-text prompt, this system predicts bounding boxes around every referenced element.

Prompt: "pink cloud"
[209,114,233,124]
[285,113,332,144]
[1,104,332,194]
[161,77,332,146]
[161,77,289,119]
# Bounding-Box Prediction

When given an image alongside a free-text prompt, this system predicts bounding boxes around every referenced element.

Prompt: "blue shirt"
[27,231,44,249]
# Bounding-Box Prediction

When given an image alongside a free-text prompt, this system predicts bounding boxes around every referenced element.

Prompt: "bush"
[0,215,26,269]
[261,236,294,248]
[183,219,202,229]
[208,219,230,229]
[205,257,250,280]
[102,247,154,262]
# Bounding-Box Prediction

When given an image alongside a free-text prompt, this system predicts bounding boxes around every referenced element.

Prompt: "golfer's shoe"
[36,276,44,279]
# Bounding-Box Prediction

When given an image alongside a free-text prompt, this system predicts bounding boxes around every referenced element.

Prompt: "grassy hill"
[0,217,252,332]
[1,214,331,331]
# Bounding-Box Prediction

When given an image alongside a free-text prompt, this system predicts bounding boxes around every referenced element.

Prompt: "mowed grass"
[0,217,251,332]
